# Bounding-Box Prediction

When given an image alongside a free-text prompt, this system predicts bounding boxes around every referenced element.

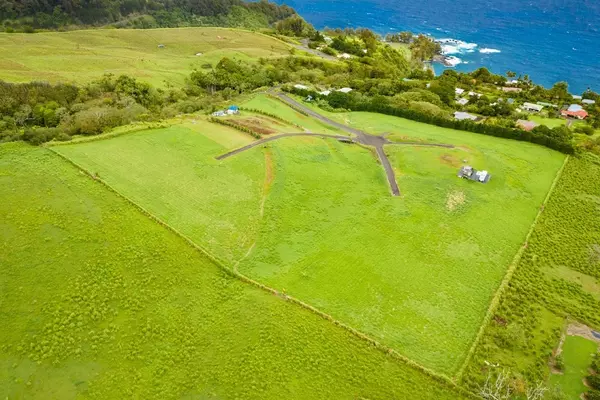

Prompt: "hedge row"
[285,87,575,154]
[208,117,261,139]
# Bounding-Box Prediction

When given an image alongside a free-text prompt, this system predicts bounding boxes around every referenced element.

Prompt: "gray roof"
[454,111,478,121]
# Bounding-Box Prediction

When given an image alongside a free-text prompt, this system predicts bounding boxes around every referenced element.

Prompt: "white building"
[455,88,465,95]
[319,90,331,96]
[294,84,309,90]
[454,111,477,121]
[337,87,353,93]
[583,99,596,105]
[457,98,469,106]
[522,102,543,112]
[338,53,352,59]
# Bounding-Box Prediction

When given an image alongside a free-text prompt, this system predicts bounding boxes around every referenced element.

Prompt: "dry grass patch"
[446,190,467,211]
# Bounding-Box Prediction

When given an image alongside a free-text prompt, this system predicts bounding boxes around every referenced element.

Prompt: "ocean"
[276,0,600,94]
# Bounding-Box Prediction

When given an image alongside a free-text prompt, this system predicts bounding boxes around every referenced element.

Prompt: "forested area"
[0,0,297,30]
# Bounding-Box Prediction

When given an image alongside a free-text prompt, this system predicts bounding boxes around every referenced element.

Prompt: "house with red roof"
[561,104,588,120]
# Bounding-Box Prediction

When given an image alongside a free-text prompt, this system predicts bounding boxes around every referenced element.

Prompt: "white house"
[454,111,477,121]
[294,84,309,90]
[522,102,543,112]
[468,91,482,97]
[573,95,583,100]
[455,88,465,95]
[457,98,469,106]
[337,87,353,93]
[338,53,352,59]
[319,90,331,96]
[583,99,596,105]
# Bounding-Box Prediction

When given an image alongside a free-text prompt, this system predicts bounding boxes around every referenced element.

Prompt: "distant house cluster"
[212,105,239,117]
[294,84,352,95]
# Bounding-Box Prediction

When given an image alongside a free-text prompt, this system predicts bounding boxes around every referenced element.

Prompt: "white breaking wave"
[445,56,462,67]
[437,38,478,55]
[480,48,501,54]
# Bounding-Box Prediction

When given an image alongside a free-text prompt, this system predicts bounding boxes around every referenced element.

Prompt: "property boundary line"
[455,154,571,381]
[47,145,478,400]
[45,122,171,147]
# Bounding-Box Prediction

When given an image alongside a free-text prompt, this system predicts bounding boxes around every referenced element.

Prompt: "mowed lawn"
[0,143,470,400]
[56,114,565,374]
[549,336,598,399]
[0,27,289,86]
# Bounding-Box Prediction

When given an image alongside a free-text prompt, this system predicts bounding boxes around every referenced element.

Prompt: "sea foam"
[480,48,501,54]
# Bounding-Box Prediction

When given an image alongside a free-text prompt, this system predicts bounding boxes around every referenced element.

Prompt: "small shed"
[457,98,469,106]
[158,44,165,48]
[294,84,309,90]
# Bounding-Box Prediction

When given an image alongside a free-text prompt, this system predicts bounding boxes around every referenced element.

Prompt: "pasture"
[242,94,344,136]
[0,28,290,86]
[55,109,565,374]
[0,142,469,400]
[549,336,598,399]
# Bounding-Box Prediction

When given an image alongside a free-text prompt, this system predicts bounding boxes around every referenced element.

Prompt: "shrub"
[588,375,600,390]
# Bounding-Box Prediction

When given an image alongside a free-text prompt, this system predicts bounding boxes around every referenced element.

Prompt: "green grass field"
[529,115,566,129]
[55,108,565,374]
[549,336,598,399]
[0,142,470,400]
[0,28,290,86]
[242,94,345,136]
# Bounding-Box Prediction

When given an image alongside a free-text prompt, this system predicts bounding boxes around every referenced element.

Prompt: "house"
[516,119,538,131]
[212,110,226,117]
[506,79,519,85]
[305,95,313,102]
[319,90,331,96]
[457,98,469,106]
[158,44,165,48]
[457,165,491,183]
[337,87,353,93]
[468,91,482,97]
[507,98,515,104]
[502,87,522,93]
[338,53,352,59]
[561,104,588,119]
[522,102,543,112]
[455,88,465,95]
[226,105,239,115]
[583,99,596,105]
[537,101,558,108]
[294,84,309,90]
[454,111,477,121]
[573,95,583,100]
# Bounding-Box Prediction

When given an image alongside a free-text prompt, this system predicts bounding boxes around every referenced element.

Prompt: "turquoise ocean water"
[278,0,600,93]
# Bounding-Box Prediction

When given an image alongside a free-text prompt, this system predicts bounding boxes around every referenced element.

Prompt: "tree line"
[0,0,296,30]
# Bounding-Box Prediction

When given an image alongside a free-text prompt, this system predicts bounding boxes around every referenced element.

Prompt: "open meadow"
[0,28,290,86]
[0,142,471,400]
[55,105,565,374]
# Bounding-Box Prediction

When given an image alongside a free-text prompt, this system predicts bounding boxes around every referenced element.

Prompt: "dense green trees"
[409,35,441,62]
[0,0,296,30]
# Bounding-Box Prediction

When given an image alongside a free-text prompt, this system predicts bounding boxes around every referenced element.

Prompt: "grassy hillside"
[55,110,564,374]
[0,27,290,86]
[0,142,470,399]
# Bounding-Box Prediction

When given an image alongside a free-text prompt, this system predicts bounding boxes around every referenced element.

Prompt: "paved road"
[292,39,338,62]
[271,92,454,196]
[218,91,455,196]
[216,133,350,160]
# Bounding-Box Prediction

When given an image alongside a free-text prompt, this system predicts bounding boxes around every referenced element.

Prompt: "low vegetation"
[462,154,600,396]
[0,142,471,399]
